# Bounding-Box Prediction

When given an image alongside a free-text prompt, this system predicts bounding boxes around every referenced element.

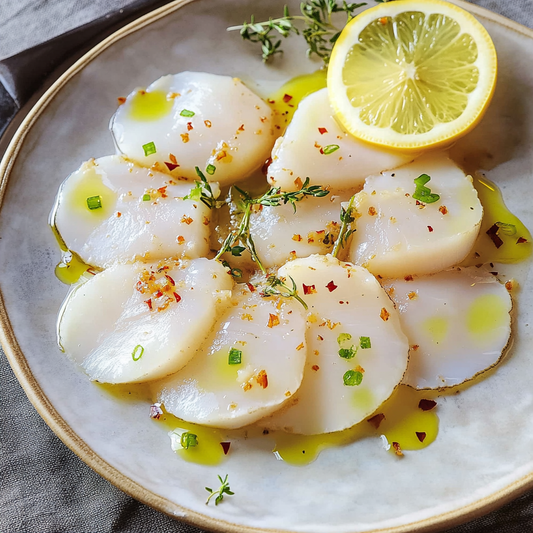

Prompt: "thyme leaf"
[332,194,357,257]
[205,474,234,506]
[261,275,308,310]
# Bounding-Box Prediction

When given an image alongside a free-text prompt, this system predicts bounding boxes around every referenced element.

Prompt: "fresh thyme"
[261,275,308,310]
[332,194,357,257]
[205,474,234,506]
[184,166,222,209]
[215,180,329,273]
[228,0,368,64]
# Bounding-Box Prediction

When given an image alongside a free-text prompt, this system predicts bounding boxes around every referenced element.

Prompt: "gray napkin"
[1,1,533,532]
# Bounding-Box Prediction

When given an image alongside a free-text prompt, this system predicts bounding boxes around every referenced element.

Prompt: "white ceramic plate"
[2,1,533,531]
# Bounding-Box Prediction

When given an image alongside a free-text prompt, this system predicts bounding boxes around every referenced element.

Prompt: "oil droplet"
[422,316,448,345]
[55,251,94,285]
[96,381,154,403]
[462,174,532,265]
[270,423,371,466]
[128,90,174,121]
[378,385,439,452]
[268,70,327,132]
[466,293,509,341]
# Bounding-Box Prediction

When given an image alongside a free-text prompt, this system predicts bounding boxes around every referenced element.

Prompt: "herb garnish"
[228,1,367,64]
[180,109,195,117]
[412,174,440,204]
[228,347,242,365]
[343,369,363,386]
[261,274,308,310]
[132,344,144,361]
[184,167,221,209]
[206,164,217,175]
[332,194,357,257]
[142,193,151,202]
[86,195,102,210]
[322,144,340,154]
[205,474,234,506]
[142,141,157,156]
[215,179,329,273]
[180,432,199,449]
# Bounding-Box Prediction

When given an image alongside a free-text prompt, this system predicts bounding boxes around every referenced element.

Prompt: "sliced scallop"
[382,267,512,389]
[348,153,483,278]
[267,88,413,191]
[156,286,307,429]
[111,72,275,186]
[51,156,215,268]
[262,254,409,435]
[58,258,233,384]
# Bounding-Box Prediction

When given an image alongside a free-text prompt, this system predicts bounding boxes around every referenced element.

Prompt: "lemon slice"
[327,0,497,151]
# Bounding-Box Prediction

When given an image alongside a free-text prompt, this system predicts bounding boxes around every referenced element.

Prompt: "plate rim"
[1,1,533,531]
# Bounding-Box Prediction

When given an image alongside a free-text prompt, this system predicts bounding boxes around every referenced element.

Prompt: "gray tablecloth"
[1,1,533,532]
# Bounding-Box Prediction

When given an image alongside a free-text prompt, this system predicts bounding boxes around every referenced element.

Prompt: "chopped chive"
[180,432,198,449]
[206,164,216,175]
[228,347,242,365]
[180,109,195,118]
[132,344,144,361]
[360,336,371,349]
[338,347,357,359]
[343,369,363,386]
[142,141,157,156]
[86,195,102,210]
[495,222,517,236]
[337,333,352,345]
[322,144,340,155]
[230,268,243,278]
[142,193,151,202]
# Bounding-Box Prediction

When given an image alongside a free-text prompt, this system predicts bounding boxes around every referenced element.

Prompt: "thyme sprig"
[205,474,234,506]
[184,167,223,209]
[332,194,357,258]
[261,275,308,310]
[228,0,368,64]
[215,180,330,273]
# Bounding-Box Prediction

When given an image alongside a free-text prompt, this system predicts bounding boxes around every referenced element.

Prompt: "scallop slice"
[267,88,413,192]
[59,258,233,384]
[381,267,512,389]
[348,153,483,278]
[111,72,275,187]
[156,286,307,429]
[262,254,409,435]
[51,156,216,269]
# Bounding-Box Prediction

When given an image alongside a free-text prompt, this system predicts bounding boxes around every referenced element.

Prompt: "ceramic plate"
[2,1,533,531]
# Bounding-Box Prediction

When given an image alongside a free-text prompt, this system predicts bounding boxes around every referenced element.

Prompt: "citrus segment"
[328,0,497,150]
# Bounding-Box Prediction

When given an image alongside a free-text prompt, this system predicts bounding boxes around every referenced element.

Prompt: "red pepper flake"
[318,127,328,135]
[177,236,185,245]
[325,280,337,292]
[292,234,303,242]
[368,206,377,216]
[246,282,256,292]
[169,153,178,165]
[238,124,245,131]
[117,96,127,105]
[204,119,212,128]
[165,162,179,171]
[439,205,448,215]
[158,186,168,197]
[180,133,190,143]
[173,292,181,303]
[404,275,414,282]
[294,177,303,189]
[150,403,163,419]
[392,442,404,456]
[268,314,280,328]
[380,307,390,321]
[505,280,514,291]
[416,431,427,443]
[303,284,317,295]
[181,215,194,225]
[187,122,193,131]
[220,442,231,455]
[261,156,272,175]
[367,413,385,429]
[116,212,122,217]
[411,344,419,351]
[379,16,388,24]
[486,223,504,248]
[165,274,175,286]
[427,225,434,233]
[312,365,320,371]
[155,290,163,298]
[418,399,437,411]
[145,299,153,311]
[283,94,293,103]
[255,370,268,388]
[517,237,528,244]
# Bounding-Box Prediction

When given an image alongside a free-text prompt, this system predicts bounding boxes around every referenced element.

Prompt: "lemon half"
[327,0,497,151]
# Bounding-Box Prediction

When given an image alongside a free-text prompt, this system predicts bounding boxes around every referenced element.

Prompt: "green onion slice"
[343,370,363,386]
[86,196,102,210]
[206,164,216,175]
[180,432,198,449]
[228,347,242,365]
[142,141,157,156]
[180,109,195,118]
[360,336,371,349]
[322,144,340,155]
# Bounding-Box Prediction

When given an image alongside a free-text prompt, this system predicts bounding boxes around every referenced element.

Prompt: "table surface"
[1,1,533,532]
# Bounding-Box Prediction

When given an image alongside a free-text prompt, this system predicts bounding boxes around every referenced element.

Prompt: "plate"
[1,1,533,531]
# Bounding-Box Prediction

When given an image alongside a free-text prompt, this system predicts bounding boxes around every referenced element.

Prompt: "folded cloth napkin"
[1,1,532,532]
